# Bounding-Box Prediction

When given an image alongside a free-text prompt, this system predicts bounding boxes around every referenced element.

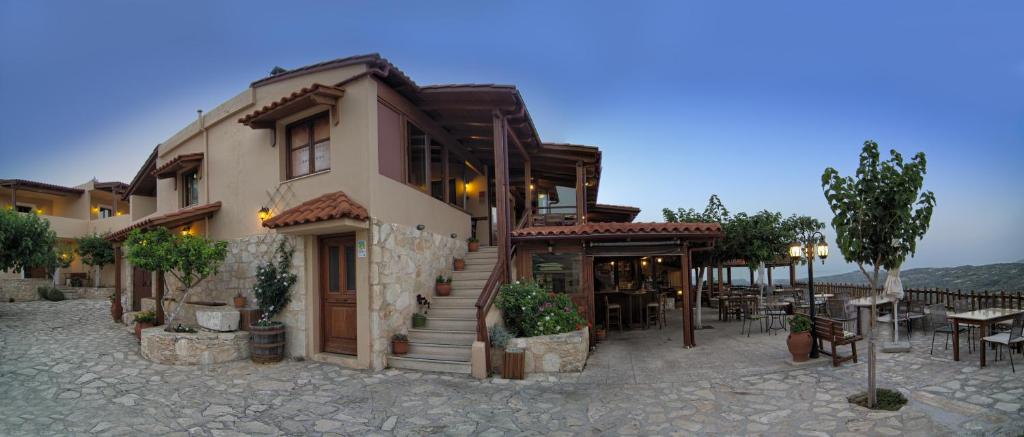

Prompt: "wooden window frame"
[181,169,199,208]
[286,112,331,180]
[400,118,471,210]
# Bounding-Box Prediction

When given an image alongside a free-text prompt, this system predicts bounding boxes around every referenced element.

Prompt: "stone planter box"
[140,327,250,365]
[506,327,589,373]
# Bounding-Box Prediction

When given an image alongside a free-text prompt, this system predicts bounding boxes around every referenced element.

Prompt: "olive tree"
[822,141,935,407]
[76,233,114,287]
[725,211,793,295]
[0,209,56,275]
[664,194,730,328]
[124,228,228,331]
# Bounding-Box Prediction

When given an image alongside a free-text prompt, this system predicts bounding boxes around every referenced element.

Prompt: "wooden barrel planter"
[250,323,286,364]
[502,347,525,380]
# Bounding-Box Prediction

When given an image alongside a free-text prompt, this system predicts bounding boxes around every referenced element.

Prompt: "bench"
[815,317,862,367]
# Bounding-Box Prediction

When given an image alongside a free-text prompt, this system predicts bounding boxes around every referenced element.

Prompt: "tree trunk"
[94,265,101,288]
[867,268,880,408]
[163,286,193,332]
[695,266,706,329]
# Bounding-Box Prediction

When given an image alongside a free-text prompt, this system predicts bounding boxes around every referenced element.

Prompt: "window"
[182,170,199,207]
[15,204,34,214]
[430,140,445,201]
[447,153,466,208]
[406,122,427,190]
[98,205,114,218]
[532,253,581,294]
[377,102,404,180]
[287,112,330,179]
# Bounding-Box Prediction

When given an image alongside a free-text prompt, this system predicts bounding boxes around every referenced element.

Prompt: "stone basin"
[140,327,249,365]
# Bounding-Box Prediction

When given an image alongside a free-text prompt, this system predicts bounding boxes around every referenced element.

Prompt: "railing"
[798,282,1024,310]
[475,246,515,375]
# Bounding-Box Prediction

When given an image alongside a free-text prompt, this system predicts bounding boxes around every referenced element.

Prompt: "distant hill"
[813,263,1024,292]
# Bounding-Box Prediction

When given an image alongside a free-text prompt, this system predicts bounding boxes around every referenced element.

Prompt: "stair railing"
[475,244,516,375]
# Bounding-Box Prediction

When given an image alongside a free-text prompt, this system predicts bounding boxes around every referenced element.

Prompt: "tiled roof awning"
[238,83,345,129]
[588,203,640,223]
[512,222,723,241]
[263,190,368,229]
[107,202,221,241]
[94,181,129,194]
[0,179,84,196]
[153,153,204,179]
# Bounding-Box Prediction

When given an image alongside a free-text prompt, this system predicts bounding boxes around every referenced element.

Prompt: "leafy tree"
[724,211,794,293]
[663,195,730,328]
[124,228,228,331]
[76,233,114,287]
[822,141,935,407]
[0,209,56,274]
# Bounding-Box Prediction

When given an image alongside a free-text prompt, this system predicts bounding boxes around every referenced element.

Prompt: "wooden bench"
[815,317,862,367]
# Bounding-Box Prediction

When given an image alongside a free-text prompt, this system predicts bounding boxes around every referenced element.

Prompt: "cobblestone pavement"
[2,300,1022,436]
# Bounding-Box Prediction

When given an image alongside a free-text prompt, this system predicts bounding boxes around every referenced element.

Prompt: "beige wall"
[129,195,156,221]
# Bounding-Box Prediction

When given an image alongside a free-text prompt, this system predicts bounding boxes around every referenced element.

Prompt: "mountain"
[812,263,1024,292]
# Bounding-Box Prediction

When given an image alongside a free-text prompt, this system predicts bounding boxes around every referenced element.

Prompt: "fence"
[796,282,1024,310]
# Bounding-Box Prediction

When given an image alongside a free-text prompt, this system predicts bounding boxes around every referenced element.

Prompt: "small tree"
[0,209,56,275]
[124,228,228,331]
[77,233,114,287]
[725,211,792,294]
[822,141,935,407]
[663,195,730,328]
[252,240,298,325]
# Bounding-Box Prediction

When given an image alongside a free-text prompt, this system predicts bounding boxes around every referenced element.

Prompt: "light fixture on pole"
[790,231,828,359]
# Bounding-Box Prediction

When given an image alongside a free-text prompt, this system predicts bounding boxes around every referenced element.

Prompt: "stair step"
[452,278,487,289]
[407,342,471,361]
[431,297,478,308]
[452,270,492,281]
[427,307,477,319]
[408,329,475,346]
[420,317,476,331]
[388,356,471,374]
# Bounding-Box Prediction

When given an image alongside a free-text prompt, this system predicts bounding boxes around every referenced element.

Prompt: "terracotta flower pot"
[135,321,154,342]
[453,259,466,271]
[436,283,452,296]
[596,329,607,341]
[468,242,480,252]
[787,331,812,362]
[233,296,247,309]
[110,299,123,323]
[392,339,409,355]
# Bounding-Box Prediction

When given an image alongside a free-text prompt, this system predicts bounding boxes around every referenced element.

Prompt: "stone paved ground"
[1,299,1022,436]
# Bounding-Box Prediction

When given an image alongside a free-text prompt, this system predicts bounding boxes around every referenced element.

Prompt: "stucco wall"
[369,219,466,370]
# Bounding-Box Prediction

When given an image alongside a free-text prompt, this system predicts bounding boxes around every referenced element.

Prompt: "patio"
[2,298,1022,436]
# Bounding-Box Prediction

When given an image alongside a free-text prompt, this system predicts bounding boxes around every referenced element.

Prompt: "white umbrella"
[883,266,905,342]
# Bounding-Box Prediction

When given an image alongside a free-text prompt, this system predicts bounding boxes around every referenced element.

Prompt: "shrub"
[252,240,298,326]
[495,281,586,337]
[36,286,65,302]
[392,333,408,342]
[789,314,812,333]
[848,388,907,411]
[488,325,512,349]
[134,311,157,324]
[435,275,451,284]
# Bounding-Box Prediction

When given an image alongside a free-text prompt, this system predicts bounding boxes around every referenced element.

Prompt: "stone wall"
[369,219,466,370]
[1,279,55,301]
[507,327,589,373]
[140,327,250,365]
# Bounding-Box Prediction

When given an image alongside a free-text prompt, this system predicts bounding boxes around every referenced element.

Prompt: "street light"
[790,231,829,359]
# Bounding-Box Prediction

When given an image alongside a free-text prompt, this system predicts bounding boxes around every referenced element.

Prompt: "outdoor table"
[947,308,1024,367]
[620,290,649,329]
[848,296,895,336]
[718,295,756,321]
[763,301,788,335]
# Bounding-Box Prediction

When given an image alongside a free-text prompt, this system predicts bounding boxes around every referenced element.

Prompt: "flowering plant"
[253,240,297,326]
[495,281,585,337]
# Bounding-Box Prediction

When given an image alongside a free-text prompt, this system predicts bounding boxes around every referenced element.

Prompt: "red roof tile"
[107,202,222,241]
[512,222,723,239]
[263,191,368,229]
[0,179,84,196]
[153,153,204,179]
[238,83,345,127]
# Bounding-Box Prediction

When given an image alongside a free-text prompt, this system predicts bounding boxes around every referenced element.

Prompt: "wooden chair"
[645,292,665,330]
[815,317,862,367]
[826,298,855,331]
[604,295,623,332]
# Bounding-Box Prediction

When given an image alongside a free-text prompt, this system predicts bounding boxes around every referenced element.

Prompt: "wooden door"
[320,235,358,355]
[132,267,152,311]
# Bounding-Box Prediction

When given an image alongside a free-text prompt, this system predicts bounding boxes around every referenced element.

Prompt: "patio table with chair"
[948,308,1024,369]
[847,295,895,335]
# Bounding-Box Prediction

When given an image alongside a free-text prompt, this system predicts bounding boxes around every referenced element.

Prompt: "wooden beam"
[154,272,165,325]
[524,160,532,227]
[506,122,530,159]
[575,161,586,224]
[681,245,694,347]
[493,111,511,277]
[112,245,123,322]
[790,262,797,287]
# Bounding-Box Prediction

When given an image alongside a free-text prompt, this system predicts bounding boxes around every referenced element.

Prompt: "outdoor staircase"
[388,246,497,374]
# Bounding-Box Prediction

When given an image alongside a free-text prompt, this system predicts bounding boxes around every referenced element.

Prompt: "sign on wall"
[356,240,367,258]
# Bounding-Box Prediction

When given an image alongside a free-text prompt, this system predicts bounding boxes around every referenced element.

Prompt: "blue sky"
[1,1,1022,275]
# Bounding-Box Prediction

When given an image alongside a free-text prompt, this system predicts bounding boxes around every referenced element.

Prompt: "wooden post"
[492,111,510,278]
[767,267,773,288]
[584,255,596,347]
[749,268,754,286]
[112,245,123,322]
[575,161,586,224]
[726,266,732,287]
[717,263,724,293]
[789,262,797,287]
[681,246,694,347]
[524,159,532,227]
[154,272,165,325]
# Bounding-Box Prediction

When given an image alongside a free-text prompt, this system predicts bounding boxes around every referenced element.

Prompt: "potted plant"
[109,293,119,321]
[595,325,607,341]
[453,257,466,271]
[435,275,452,296]
[250,241,298,363]
[134,310,157,342]
[787,314,813,362]
[392,333,409,355]
[233,293,247,309]
[413,294,430,328]
[467,237,480,252]
[488,324,512,374]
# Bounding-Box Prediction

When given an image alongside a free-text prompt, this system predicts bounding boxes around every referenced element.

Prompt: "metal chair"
[928,304,971,355]
[981,313,1024,373]
[826,298,856,331]
[739,299,764,337]
[953,300,977,351]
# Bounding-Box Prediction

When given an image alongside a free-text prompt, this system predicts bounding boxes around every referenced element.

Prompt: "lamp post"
[789,232,829,359]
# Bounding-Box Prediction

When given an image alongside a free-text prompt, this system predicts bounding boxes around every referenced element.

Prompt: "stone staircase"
[388,246,497,374]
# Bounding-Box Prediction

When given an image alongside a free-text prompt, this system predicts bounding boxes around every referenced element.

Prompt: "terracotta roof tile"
[0,179,85,196]
[238,83,345,127]
[152,153,204,179]
[263,191,368,229]
[107,202,222,241]
[512,222,723,239]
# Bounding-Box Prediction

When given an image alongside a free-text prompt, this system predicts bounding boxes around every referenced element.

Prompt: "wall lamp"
[258,207,271,222]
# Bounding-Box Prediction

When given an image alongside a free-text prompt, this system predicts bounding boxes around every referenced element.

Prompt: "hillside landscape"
[812,261,1024,292]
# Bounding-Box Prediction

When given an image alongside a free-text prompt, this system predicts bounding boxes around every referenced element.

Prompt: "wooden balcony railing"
[798,282,1024,310]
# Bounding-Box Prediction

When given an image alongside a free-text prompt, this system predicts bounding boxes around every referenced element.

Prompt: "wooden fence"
[796,282,1024,310]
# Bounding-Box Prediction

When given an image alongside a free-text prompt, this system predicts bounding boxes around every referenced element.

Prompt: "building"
[105,53,721,375]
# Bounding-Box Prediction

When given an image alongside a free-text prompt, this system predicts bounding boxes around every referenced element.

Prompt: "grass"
[848,388,908,411]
